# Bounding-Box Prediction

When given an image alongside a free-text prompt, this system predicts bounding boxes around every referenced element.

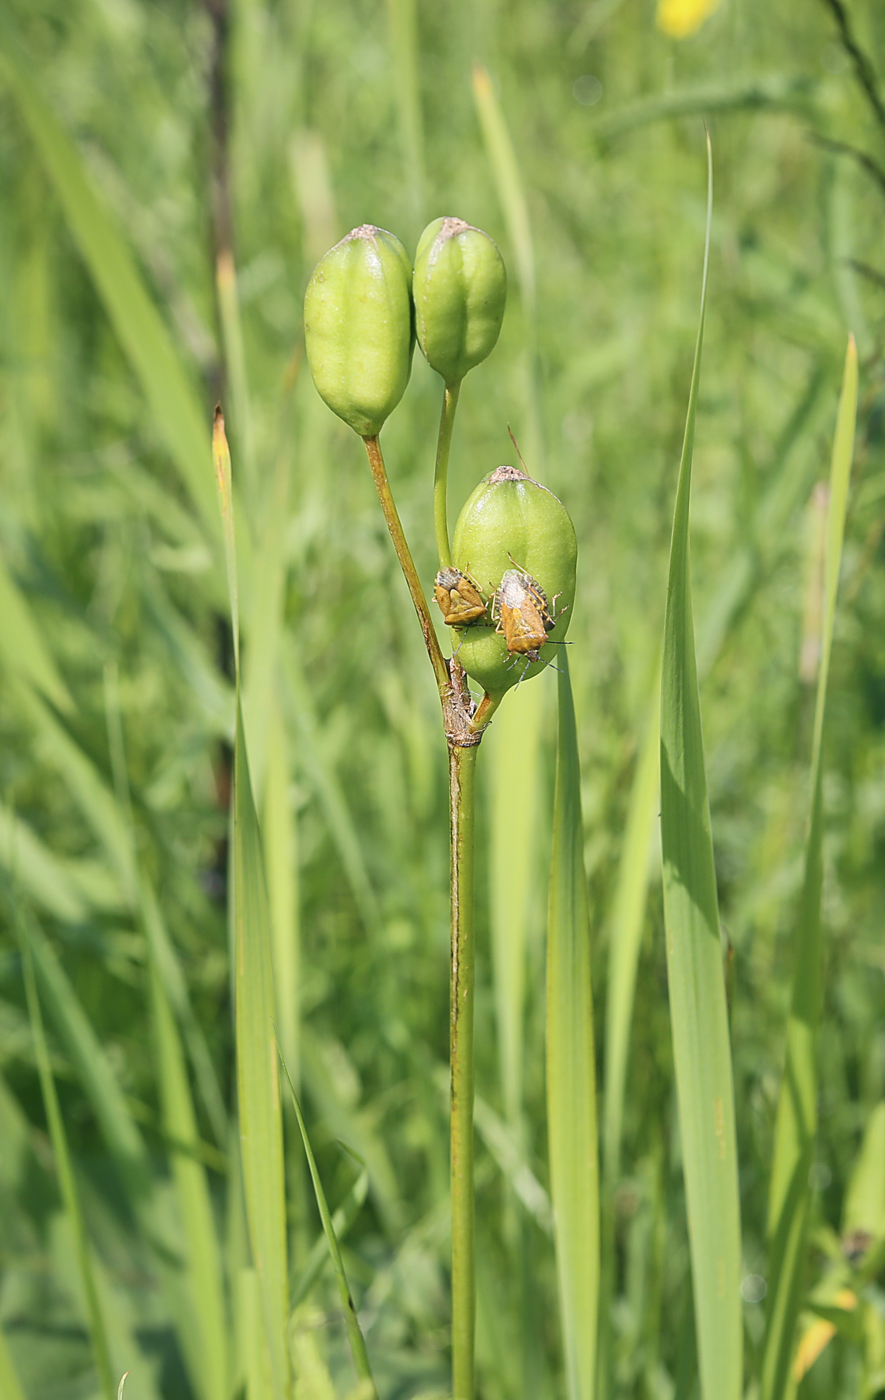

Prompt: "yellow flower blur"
[793,1291,858,1382]
[656,0,721,38]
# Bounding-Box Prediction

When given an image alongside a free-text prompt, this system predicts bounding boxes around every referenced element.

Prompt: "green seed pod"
[304,225,414,438]
[413,217,506,384]
[451,465,577,697]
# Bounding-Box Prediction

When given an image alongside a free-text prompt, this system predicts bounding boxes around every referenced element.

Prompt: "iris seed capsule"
[304,225,414,438]
[413,217,506,385]
[451,464,577,696]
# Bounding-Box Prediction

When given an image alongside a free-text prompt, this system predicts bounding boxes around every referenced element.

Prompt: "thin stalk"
[363,434,449,691]
[20,930,115,1400]
[449,740,478,1400]
[278,1054,379,1398]
[470,689,502,733]
[433,380,461,568]
[364,431,483,1396]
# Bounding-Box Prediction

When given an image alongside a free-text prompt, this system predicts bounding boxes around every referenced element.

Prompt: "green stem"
[363,434,449,692]
[449,740,478,1400]
[433,380,461,568]
[469,689,502,734]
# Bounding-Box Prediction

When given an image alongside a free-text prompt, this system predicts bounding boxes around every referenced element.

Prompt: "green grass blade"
[284,656,384,940]
[760,334,858,1400]
[10,680,137,894]
[214,411,289,1400]
[472,62,542,464]
[290,1168,369,1310]
[22,901,211,1398]
[487,681,544,1143]
[19,918,116,1400]
[216,253,257,495]
[599,665,660,1398]
[233,689,290,1400]
[237,1267,272,1400]
[213,409,240,672]
[25,919,153,1197]
[385,0,425,223]
[0,18,220,542]
[547,653,599,1400]
[0,802,91,924]
[843,1100,885,1241]
[471,64,535,318]
[280,1055,379,1397]
[300,1028,404,1236]
[0,1323,27,1400]
[0,553,72,712]
[602,667,661,1189]
[148,954,229,1400]
[263,694,300,1083]
[659,140,743,1400]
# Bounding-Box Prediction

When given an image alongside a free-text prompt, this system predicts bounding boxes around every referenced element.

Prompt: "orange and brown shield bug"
[433,566,488,626]
[490,563,568,668]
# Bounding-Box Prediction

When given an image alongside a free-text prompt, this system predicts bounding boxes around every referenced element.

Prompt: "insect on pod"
[450,462,577,697]
[491,565,566,666]
[433,566,488,627]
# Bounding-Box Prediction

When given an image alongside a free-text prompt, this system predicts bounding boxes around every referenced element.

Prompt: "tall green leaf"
[214,411,290,1400]
[659,140,743,1400]
[547,654,599,1400]
[599,666,660,1399]
[487,681,544,1147]
[760,335,858,1400]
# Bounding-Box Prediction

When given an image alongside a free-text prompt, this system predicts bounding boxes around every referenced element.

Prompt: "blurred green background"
[1,0,885,1396]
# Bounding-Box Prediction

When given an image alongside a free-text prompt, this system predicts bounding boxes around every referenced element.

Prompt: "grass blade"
[214,409,289,1400]
[487,682,544,1144]
[232,704,290,1400]
[0,553,72,712]
[0,17,220,542]
[0,1324,26,1400]
[386,0,425,223]
[290,1167,369,1310]
[25,918,153,1201]
[472,62,542,464]
[659,138,743,1400]
[547,654,599,1400]
[148,954,229,1400]
[599,665,660,1397]
[18,916,116,1400]
[280,1054,379,1396]
[760,334,858,1400]
[602,668,661,1188]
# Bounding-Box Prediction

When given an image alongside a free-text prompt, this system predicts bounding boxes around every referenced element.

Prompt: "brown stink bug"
[490,563,568,671]
[433,566,488,626]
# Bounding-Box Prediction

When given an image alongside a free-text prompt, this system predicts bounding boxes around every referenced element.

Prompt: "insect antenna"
[507,425,530,475]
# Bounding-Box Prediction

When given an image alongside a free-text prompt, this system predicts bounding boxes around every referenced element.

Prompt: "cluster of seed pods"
[303,218,577,701]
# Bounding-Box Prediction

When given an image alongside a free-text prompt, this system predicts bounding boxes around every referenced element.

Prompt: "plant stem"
[433,380,461,568]
[469,689,501,733]
[363,434,449,692]
[449,740,478,1400]
[364,431,484,1399]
